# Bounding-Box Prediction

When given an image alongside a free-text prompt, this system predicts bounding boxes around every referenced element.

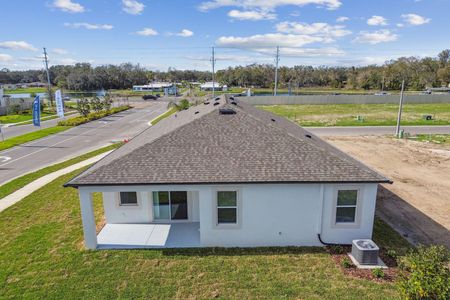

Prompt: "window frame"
[151,191,189,221]
[118,191,139,207]
[332,186,362,228]
[213,187,242,229]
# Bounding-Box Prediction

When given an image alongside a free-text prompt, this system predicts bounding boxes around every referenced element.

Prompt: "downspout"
[316,184,346,246]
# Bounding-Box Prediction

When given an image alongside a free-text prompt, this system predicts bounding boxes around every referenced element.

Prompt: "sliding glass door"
[152,191,188,221]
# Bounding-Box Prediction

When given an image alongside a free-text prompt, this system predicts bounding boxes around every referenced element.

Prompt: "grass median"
[260,103,450,127]
[0,165,409,298]
[0,142,122,200]
[0,126,71,151]
[150,107,176,125]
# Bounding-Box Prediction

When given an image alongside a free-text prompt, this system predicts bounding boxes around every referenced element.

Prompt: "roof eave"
[65,179,392,188]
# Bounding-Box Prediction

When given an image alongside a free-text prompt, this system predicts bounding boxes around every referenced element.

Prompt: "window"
[119,192,138,206]
[336,190,358,223]
[217,191,237,224]
[152,191,188,220]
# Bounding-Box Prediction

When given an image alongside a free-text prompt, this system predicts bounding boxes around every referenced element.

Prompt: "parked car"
[374,92,390,96]
[142,94,157,100]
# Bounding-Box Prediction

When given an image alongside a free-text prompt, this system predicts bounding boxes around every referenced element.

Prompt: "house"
[200,82,227,91]
[132,82,174,92]
[65,95,390,249]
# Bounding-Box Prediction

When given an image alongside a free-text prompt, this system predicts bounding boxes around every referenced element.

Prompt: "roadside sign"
[55,89,64,118]
[32,95,41,127]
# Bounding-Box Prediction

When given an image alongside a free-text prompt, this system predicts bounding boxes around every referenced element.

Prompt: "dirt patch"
[325,136,450,248]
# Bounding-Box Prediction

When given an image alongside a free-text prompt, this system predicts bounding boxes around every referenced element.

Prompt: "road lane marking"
[0,156,11,163]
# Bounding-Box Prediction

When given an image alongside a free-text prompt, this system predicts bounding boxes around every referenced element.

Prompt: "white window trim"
[150,191,190,223]
[116,191,141,208]
[212,187,242,229]
[331,186,363,229]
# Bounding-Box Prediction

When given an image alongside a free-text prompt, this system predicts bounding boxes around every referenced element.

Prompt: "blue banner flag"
[32,95,41,127]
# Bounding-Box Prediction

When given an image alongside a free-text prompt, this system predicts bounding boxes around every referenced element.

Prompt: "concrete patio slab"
[97,222,200,249]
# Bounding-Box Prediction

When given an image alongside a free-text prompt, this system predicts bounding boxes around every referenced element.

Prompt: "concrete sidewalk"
[0,150,113,213]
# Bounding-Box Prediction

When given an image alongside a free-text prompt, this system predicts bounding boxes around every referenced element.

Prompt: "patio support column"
[79,189,98,249]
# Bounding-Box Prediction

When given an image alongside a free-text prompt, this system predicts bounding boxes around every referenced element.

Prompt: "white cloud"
[64,23,113,30]
[0,41,37,51]
[135,28,159,36]
[401,13,431,26]
[336,16,349,22]
[184,54,270,63]
[228,9,276,20]
[275,22,351,41]
[52,48,69,55]
[199,0,342,11]
[367,15,388,26]
[122,0,145,15]
[257,47,344,57]
[216,33,324,48]
[52,0,85,13]
[353,30,398,44]
[0,53,13,62]
[176,29,194,37]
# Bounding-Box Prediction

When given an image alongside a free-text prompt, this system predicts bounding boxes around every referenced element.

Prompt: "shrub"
[103,95,113,111]
[341,257,353,268]
[372,268,385,279]
[397,245,449,300]
[386,249,398,259]
[76,99,91,117]
[58,106,130,127]
[329,245,345,254]
[90,96,104,112]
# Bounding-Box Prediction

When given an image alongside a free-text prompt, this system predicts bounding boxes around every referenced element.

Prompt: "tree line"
[1,50,449,91]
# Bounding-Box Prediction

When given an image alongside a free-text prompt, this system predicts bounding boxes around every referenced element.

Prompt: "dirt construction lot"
[325,136,450,248]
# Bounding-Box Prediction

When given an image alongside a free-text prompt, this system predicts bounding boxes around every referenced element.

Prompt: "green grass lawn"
[259,103,450,127]
[150,107,176,125]
[0,167,411,298]
[0,112,54,124]
[0,143,122,199]
[409,134,450,146]
[4,87,47,94]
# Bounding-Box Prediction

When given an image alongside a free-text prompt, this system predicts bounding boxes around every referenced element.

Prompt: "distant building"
[133,82,174,92]
[200,82,227,91]
[0,82,47,89]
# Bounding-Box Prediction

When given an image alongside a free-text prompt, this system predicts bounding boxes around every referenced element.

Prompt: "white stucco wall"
[90,182,378,247]
[102,189,199,223]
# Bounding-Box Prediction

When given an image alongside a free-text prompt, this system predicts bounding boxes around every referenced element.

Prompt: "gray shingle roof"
[65,96,390,187]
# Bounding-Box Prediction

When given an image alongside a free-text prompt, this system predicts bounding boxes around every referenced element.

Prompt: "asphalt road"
[1,114,76,140]
[308,125,450,136]
[0,101,167,185]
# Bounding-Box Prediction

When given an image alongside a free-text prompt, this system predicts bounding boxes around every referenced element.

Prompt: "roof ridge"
[66,99,227,186]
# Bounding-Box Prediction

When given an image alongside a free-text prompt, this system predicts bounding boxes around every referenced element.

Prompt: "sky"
[0,0,449,71]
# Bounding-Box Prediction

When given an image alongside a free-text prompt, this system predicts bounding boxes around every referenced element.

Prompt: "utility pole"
[396,79,405,137]
[43,47,53,107]
[210,46,216,98]
[274,46,280,96]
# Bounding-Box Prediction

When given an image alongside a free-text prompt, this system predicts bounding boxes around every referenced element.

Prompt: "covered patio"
[97,222,200,249]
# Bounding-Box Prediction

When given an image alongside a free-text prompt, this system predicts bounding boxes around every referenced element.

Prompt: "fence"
[240,94,450,105]
[0,98,34,116]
